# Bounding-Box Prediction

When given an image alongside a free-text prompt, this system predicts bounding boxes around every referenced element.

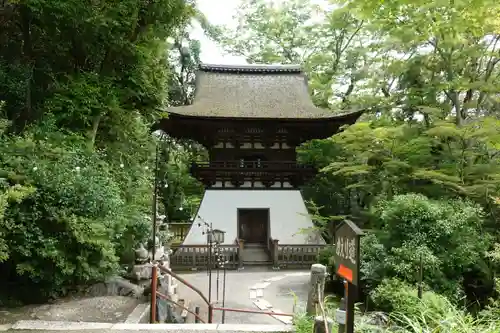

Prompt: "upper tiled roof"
[167,63,363,120]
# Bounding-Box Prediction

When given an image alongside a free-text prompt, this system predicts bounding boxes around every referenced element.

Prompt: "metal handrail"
[156,265,214,323]
[156,291,206,323]
[153,264,295,324]
[158,265,210,306]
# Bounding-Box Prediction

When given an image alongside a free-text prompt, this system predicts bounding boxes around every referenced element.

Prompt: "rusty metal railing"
[156,290,206,323]
[151,264,294,324]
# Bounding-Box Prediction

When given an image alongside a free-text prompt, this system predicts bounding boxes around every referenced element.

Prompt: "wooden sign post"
[334,220,363,333]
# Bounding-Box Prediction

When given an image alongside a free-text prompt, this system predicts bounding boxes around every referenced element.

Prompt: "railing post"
[272,239,279,269]
[306,264,327,316]
[208,304,214,323]
[150,264,158,323]
[238,239,244,269]
[195,306,200,323]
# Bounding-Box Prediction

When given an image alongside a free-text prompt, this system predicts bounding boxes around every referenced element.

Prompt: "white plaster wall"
[182,190,324,245]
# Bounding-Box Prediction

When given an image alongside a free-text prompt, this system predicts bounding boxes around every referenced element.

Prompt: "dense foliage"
[218,0,500,318]
[0,0,204,304]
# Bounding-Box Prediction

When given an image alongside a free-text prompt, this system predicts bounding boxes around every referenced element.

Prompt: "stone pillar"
[314,316,334,333]
[306,264,327,316]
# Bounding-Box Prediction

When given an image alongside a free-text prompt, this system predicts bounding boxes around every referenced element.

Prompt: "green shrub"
[392,303,497,333]
[371,278,454,319]
[370,278,422,314]
[0,133,150,302]
[293,279,500,332]
[361,193,491,301]
[368,278,498,332]
[317,245,335,267]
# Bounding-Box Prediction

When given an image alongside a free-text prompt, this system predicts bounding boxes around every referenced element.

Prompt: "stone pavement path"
[176,269,310,325]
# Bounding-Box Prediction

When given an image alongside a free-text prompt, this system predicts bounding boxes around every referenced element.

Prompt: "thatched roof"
[166,63,363,120]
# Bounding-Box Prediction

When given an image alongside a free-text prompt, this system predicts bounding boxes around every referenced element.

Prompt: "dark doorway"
[237,208,269,245]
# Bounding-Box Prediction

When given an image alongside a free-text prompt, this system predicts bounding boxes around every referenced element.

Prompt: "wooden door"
[238,209,269,244]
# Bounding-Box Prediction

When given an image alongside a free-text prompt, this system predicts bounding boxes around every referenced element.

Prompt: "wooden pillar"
[238,239,244,269]
[306,264,327,316]
[272,239,279,268]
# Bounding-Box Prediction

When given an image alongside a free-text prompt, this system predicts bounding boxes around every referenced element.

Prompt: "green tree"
[361,194,492,301]
[0,0,196,303]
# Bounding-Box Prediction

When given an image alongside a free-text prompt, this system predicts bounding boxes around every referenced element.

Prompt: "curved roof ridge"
[199,63,302,74]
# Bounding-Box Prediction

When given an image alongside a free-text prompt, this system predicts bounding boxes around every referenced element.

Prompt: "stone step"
[243,257,270,263]
[243,261,273,266]
[124,303,150,323]
[5,320,294,332]
[244,243,267,248]
[241,249,270,262]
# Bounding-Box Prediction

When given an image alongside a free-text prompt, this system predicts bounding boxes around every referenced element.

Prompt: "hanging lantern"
[211,229,225,244]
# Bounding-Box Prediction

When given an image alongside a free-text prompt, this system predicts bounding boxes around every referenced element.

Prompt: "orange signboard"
[337,264,353,283]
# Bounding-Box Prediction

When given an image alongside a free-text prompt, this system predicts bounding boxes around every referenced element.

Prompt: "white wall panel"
[182,190,324,245]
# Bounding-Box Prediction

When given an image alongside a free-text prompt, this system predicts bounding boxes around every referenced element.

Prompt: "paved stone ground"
[176,268,310,325]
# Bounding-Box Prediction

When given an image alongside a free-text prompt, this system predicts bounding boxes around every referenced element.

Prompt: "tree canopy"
[0,0,204,303]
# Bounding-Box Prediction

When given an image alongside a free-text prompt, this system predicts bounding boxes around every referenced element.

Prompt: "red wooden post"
[208,304,214,323]
[150,265,158,323]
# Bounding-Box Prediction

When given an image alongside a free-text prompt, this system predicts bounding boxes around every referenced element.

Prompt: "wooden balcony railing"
[192,160,314,170]
[169,240,325,271]
[170,243,240,270]
[276,244,324,268]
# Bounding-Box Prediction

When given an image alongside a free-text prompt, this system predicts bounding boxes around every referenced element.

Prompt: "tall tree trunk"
[18,4,33,132]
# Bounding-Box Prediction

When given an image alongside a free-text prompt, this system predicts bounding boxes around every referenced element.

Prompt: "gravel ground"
[0,296,140,324]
